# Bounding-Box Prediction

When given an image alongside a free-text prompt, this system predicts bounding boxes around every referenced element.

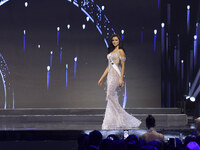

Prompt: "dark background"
[0,0,161,108]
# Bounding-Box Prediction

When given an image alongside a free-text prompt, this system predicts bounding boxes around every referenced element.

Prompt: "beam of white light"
[96,25,102,35]
[104,38,108,48]
[189,69,200,96]
[81,8,94,23]
[0,0,9,6]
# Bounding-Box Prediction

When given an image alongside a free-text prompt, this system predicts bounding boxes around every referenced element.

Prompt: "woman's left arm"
[119,49,126,86]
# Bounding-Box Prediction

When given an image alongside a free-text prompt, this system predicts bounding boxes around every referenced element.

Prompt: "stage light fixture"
[194,35,197,40]
[57,27,60,31]
[190,97,196,102]
[181,60,184,63]
[86,16,89,21]
[187,5,190,10]
[38,45,40,48]
[47,66,50,71]
[121,30,124,34]
[74,56,77,62]
[161,23,165,28]
[101,5,105,11]
[24,2,28,7]
[67,24,70,29]
[50,51,53,55]
[82,24,86,30]
[186,96,190,100]
[66,64,68,69]
[154,29,157,35]
[23,30,26,35]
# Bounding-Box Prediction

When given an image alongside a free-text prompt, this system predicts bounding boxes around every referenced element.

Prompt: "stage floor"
[0,108,194,150]
[0,108,188,130]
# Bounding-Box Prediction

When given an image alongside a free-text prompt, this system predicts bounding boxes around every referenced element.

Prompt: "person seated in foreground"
[140,115,164,143]
[195,117,200,136]
[88,130,102,150]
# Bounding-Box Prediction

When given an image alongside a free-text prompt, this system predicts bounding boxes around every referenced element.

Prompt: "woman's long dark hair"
[108,33,125,54]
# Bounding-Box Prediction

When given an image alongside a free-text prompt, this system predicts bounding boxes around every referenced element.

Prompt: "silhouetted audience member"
[99,139,113,150]
[184,135,196,146]
[196,135,200,146]
[112,140,127,150]
[125,134,141,149]
[88,130,102,150]
[77,133,89,150]
[148,140,163,150]
[140,115,164,143]
[195,117,200,136]
[167,138,183,150]
[139,145,156,150]
[186,141,200,150]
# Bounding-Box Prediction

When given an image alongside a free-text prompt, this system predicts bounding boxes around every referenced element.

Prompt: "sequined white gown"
[102,51,141,130]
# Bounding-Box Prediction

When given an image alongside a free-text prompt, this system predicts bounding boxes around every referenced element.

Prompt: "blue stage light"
[50,51,53,66]
[122,81,127,109]
[38,45,40,48]
[86,16,89,21]
[60,48,63,64]
[23,30,26,52]
[66,64,68,88]
[154,29,157,52]
[187,6,190,34]
[47,66,50,90]
[74,57,77,78]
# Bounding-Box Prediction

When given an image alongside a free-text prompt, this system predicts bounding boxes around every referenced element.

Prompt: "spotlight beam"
[189,68,200,96]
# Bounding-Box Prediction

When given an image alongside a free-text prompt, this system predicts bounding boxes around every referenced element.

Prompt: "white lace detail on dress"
[102,51,141,130]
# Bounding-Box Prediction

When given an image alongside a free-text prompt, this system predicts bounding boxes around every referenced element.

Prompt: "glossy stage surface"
[0,108,194,149]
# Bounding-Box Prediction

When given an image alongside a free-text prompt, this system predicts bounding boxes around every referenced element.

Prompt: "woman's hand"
[119,78,123,87]
[98,78,103,86]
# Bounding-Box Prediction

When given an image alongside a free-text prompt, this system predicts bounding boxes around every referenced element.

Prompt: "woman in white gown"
[98,34,141,130]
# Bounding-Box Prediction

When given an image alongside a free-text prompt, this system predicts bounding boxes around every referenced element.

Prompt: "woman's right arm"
[98,66,108,86]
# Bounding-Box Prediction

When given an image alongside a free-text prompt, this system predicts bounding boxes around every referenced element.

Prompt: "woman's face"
[112,36,119,47]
